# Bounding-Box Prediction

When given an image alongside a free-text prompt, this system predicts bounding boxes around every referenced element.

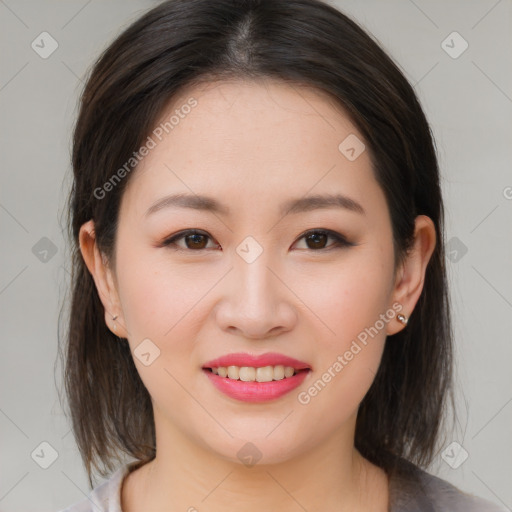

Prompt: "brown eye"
[183,233,208,249]
[304,232,328,249]
[294,229,353,251]
[162,230,216,251]
[162,229,353,252]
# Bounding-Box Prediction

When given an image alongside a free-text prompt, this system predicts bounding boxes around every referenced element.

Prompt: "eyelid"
[293,228,354,250]
[161,229,219,250]
[160,228,355,252]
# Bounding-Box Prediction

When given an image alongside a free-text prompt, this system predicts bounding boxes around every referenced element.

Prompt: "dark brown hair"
[57,0,456,488]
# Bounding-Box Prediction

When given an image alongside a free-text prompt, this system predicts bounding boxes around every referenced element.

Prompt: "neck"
[123,412,389,512]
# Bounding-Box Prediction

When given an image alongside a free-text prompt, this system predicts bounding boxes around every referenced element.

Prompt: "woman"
[57,0,506,510]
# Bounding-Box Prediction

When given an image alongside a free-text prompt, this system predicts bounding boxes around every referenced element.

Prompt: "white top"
[58,460,508,512]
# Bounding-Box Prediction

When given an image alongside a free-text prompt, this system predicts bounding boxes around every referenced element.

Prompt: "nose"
[214,250,297,339]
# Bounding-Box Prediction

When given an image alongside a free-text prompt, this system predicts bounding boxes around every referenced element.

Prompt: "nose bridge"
[233,241,278,309]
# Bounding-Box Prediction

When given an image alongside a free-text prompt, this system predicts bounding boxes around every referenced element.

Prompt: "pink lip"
[201,352,312,403]
[203,368,310,402]
[202,352,311,370]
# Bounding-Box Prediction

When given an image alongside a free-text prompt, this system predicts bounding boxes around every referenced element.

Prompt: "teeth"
[239,366,256,381]
[210,365,300,382]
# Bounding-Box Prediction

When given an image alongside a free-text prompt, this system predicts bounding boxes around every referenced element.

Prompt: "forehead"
[120,78,378,219]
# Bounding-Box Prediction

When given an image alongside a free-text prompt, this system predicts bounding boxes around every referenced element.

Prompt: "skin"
[79,78,436,512]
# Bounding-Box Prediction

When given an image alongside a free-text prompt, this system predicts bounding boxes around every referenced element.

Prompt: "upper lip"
[202,352,311,370]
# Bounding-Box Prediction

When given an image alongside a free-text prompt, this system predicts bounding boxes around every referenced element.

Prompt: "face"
[83,78,428,465]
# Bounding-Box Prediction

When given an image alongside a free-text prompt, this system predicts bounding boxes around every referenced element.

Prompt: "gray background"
[0,0,511,510]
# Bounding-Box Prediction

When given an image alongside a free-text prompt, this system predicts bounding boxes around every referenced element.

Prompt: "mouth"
[201,353,312,402]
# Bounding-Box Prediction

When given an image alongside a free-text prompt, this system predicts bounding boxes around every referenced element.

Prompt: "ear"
[386,215,436,336]
[79,219,129,338]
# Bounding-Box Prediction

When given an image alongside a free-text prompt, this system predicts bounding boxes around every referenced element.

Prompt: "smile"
[203,367,311,402]
[201,352,312,402]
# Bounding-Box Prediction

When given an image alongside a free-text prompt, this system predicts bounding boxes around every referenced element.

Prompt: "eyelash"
[160,229,355,252]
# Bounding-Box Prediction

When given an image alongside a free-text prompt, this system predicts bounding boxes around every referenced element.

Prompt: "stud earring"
[397,313,408,326]
[112,314,118,332]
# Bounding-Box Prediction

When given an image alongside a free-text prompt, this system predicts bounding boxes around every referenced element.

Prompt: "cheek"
[114,253,211,404]
[303,244,394,410]
[116,242,208,335]
[305,251,394,347]
[114,245,234,391]
[295,247,394,412]
[296,263,392,427]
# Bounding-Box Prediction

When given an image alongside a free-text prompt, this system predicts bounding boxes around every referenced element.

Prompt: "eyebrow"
[144,192,365,218]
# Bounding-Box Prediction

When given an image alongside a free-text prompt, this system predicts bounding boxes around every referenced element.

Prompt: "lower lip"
[202,369,310,402]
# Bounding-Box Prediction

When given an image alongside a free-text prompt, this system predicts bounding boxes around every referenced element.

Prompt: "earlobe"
[386,303,409,336]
